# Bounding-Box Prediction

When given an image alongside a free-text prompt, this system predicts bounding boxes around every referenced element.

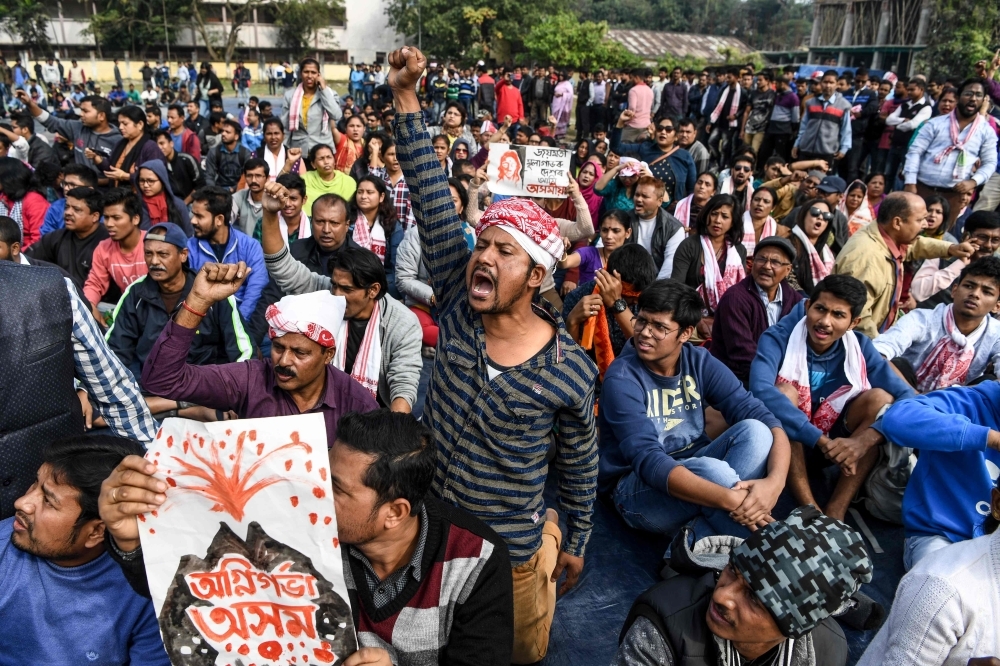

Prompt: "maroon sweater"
[710,276,803,385]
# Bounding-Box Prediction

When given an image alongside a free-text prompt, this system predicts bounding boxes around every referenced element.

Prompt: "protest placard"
[139,414,356,666]
[487,143,572,198]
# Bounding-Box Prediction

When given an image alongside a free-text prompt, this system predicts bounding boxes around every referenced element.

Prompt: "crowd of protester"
[2,43,1000,666]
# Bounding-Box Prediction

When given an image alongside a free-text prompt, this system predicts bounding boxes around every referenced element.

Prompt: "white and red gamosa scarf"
[698,235,745,314]
[777,317,870,434]
[914,304,984,392]
[334,301,382,398]
[791,225,834,285]
[741,210,777,257]
[353,213,387,261]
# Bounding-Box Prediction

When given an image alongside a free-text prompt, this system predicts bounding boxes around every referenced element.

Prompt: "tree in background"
[0,0,50,55]
[87,0,183,58]
[917,0,1000,77]
[275,0,345,59]
[189,0,269,66]
[523,12,642,69]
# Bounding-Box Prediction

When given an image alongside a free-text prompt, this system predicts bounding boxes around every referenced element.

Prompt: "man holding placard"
[388,46,599,664]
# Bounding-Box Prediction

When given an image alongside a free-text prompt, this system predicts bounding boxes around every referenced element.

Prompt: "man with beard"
[105,222,254,380]
[388,46,599,664]
[0,435,169,665]
[720,153,755,220]
[140,262,377,445]
[904,78,997,229]
[231,158,269,238]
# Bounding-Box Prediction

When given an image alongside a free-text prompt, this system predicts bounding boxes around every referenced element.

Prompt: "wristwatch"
[612,298,628,314]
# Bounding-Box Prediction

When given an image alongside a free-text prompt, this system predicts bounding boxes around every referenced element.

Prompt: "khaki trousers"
[511,520,562,664]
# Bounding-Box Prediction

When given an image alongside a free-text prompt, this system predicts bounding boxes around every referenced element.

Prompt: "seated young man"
[598,279,790,544]
[913,210,1000,309]
[750,275,914,522]
[99,409,513,666]
[875,257,1000,391]
[0,435,169,665]
[613,506,871,666]
[711,236,804,387]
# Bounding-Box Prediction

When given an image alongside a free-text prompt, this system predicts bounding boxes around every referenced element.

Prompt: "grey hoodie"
[38,109,121,177]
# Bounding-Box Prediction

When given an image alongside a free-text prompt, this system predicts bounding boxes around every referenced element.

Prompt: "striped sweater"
[393,112,600,565]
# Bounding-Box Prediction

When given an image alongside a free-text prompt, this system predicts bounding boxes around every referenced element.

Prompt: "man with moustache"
[105,222,254,380]
[388,45,599,664]
[139,232,377,446]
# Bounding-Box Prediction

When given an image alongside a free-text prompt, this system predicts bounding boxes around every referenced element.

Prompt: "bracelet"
[181,300,207,318]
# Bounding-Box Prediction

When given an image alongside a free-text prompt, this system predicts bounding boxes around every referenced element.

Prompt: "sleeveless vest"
[0,263,83,519]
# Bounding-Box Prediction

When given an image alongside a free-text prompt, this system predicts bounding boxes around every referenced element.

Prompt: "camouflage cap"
[730,505,873,639]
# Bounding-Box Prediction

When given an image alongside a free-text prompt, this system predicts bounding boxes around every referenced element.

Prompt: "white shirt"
[886,96,933,132]
[635,216,656,253]
[655,227,686,280]
[176,67,189,83]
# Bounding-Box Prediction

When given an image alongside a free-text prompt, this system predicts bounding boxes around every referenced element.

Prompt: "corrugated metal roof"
[607,29,754,63]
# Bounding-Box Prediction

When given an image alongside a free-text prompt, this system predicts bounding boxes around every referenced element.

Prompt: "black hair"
[958,255,1000,289]
[115,104,147,132]
[65,186,103,215]
[636,279,704,330]
[753,185,778,207]
[166,103,186,119]
[443,100,467,126]
[334,410,436,515]
[208,111,226,127]
[311,193,349,218]
[607,244,657,292]
[191,186,233,226]
[145,104,162,119]
[0,215,21,244]
[965,211,1000,236]
[262,117,285,134]
[0,157,37,200]
[58,164,96,189]
[151,128,171,145]
[328,246,389,298]
[222,118,242,138]
[101,187,142,219]
[299,57,320,71]
[10,111,34,135]
[877,193,914,226]
[959,77,988,97]
[695,170,719,191]
[809,274,867,318]
[307,142,335,169]
[446,177,468,214]
[694,194,742,246]
[81,95,111,121]
[381,108,396,120]
[377,134,396,158]
[242,157,269,176]
[765,155,786,168]
[923,194,951,233]
[908,77,927,91]
[353,174,397,237]
[821,70,838,80]
[863,171,885,186]
[451,159,473,177]
[43,434,145,530]
[276,172,306,199]
[601,208,633,235]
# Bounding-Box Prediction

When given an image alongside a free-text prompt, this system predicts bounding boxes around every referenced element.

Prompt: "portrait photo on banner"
[487,143,572,198]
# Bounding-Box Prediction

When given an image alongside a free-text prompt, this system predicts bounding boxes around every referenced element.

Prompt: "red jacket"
[495,79,524,124]
[173,127,202,161]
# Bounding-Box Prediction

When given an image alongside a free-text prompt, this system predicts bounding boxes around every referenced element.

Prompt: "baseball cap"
[816,175,847,194]
[145,223,188,249]
[754,236,797,262]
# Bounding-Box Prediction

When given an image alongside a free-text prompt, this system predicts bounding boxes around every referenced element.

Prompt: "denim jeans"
[902,534,952,571]
[612,419,773,543]
[883,145,907,191]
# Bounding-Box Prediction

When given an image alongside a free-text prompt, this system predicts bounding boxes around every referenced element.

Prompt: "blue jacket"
[598,340,781,494]
[882,383,1000,543]
[609,127,698,202]
[186,226,267,321]
[700,84,723,119]
[40,198,66,236]
[749,301,913,447]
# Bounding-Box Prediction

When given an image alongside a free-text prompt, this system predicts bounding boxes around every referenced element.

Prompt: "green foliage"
[917,0,1000,77]
[384,0,563,63]
[656,54,707,74]
[274,0,345,59]
[522,12,642,69]
[0,0,50,53]
[87,0,184,57]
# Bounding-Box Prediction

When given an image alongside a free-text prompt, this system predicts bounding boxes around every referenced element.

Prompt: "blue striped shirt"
[393,113,599,565]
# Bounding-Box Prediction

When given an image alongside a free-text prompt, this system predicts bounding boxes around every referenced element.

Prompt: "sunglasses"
[733,165,752,173]
[808,207,835,222]
[656,125,675,132]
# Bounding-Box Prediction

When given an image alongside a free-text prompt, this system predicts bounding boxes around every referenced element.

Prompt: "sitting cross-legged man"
[750,275,915,521]
[612,506,872,666]
[875,256,1000,391]
[599,279,790,546]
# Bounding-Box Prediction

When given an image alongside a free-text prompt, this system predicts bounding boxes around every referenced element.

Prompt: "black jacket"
[25,225,109,294]
[105,269,254,382]
[290,235,363,277]
[26,134,59,169]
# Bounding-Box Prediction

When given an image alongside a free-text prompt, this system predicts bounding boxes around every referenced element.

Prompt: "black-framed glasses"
[753,255,792,268]
[656,125,675,132]
[632,315,679,340]
[808,206,834,222]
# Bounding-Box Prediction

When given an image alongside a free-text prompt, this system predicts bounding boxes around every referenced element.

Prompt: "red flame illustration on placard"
[168,429,312,521]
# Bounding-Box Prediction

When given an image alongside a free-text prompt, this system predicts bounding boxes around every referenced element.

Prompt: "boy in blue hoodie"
[599,280,790,544]
[881,384,1000,570]
[750,275,914,522]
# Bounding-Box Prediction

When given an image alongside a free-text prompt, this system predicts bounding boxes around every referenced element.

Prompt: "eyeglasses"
[733,165,752,173]
[137,178,159,186]
[808,206,834,222]
[970,232,1000,248]
[753,255,792,268]
[960,91,986,99]
[656,125,675,133]
[632,315,679,341]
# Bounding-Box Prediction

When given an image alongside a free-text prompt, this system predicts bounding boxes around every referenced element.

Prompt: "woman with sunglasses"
[610,112,697,206]
[672,193,746,339]
[788,198,836,294]
[449,138,471,165]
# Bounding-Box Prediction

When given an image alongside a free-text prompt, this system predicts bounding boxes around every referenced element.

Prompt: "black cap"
[754,236,797,262]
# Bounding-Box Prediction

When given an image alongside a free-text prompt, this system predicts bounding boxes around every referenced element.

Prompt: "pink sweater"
[83,231,148,305]
[628,84,654,128]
